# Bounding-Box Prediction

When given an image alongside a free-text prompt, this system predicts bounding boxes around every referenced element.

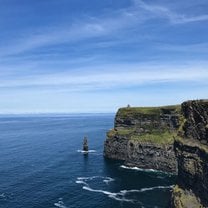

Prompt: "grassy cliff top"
[130,130,176,144]
[107,128,176,144]
[117,105,181,117]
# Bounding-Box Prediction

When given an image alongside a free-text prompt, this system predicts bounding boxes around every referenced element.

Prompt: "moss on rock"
[171,185,203,208]
[130,130,176,144]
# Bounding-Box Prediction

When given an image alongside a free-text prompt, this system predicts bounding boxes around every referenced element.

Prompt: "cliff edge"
[171,100,208,207]
[104,105,180,173]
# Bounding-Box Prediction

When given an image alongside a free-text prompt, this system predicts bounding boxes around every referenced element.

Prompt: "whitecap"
[82,186,134,202]
[76,176,115,187]
[77,150,97,153]
[0,193,5,198]
[120,185,173,194]
[0,192,13,200]
[77,176,114,183]
[75,180,88,186]
[103,177,115,185]
[54,198,68,208]
[120,165,173,175]
[76,176,134,202]
[120,165,157,172]
[140,185,174,192]
[76,175,173,204]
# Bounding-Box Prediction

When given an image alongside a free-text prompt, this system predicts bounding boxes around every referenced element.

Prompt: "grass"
[107,128,135,138]
[130,130,176,144]
[107,104,181,144]
[107,128,176,145]
[117,105,181,118]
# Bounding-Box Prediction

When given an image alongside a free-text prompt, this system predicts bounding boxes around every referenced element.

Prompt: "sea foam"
[54,198,68,208]
[120,165,174,175]
[77,150,97,153]
[76,175,173,204]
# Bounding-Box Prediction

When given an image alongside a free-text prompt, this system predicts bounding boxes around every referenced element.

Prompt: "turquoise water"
[0,114,176,208]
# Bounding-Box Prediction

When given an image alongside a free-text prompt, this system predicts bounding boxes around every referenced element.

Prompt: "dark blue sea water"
[0,114,176,208]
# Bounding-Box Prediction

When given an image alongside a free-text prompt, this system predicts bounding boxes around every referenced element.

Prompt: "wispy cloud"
[156,42,208,53]
[0,6,143,57]
[1,63,208,92]
[0,0,207,58]
[134,0,208,24]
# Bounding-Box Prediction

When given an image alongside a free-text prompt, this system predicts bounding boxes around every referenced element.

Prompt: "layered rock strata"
[104,105,180,173]
[172,100,208,207]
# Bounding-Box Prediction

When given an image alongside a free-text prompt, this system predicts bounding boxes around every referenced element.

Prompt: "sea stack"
[83,136,88,152]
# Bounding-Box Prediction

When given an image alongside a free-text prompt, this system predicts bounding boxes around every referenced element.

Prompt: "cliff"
[171,100,208,207]
[104,105,180,173]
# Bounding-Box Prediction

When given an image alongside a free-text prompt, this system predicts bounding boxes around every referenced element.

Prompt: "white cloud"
[135,0,208,24]
[156,42,208,53]
[0,7,142,57]
[0,63,208,92]
[0,0,207,56]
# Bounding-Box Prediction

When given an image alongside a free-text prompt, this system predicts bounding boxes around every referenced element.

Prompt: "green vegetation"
[177,115,186,135]
[107,104,181,144]
[117,105,181,118]
[175,136,208,153]
[130,130,176,144]
[172,185,203,208]
[107,128,176,144]
[107,128,135,138]
[107,129,117,138]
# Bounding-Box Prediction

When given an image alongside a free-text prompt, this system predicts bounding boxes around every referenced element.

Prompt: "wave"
[76,176,132,202]
[76,175,173,204]
[103,177,115,184]
[54,198,68,208]
[77,150,97,153]
[83,186,134,202]
[120,165,173,175]
[0,192,13,201]
[82,185,173,203]
[76,176,115,186]
[120,165,158,172]
[0,193,6,198]
[75,180,88,186]
[120,185,173,194]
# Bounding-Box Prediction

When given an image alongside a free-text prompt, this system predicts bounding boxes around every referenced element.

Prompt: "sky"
[0,0,208,113]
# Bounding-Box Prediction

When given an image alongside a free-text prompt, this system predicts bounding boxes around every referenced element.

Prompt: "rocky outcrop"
[125,141,176,172]
[181,99,208,143]
[104,133,128,160]
[104,100,208,206]
[104,105,180,173]
[171,185,203,208]
[172,100,208,207]
[115,106,180,131]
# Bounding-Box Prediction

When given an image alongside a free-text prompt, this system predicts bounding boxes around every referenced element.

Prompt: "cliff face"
[104,106,180,173]
[104,100,208,206]
[181,100,208,143]
[104,134,128,160]
[125,140,176,172]
[172,100,208,207]
[115,107,180,130]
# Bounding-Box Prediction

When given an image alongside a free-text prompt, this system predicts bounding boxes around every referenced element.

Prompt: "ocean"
[0,114,176,208]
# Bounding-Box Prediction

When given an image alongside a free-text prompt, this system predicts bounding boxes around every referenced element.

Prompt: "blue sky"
[0,0,208,113]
